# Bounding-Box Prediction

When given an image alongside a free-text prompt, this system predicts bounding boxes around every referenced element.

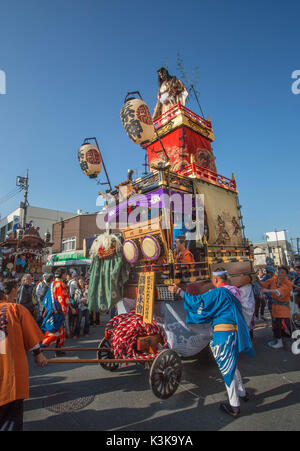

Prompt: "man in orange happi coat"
[259,266,293,349]
[0,280,47,431]
[41,268,73,356]
[174,235,195,266]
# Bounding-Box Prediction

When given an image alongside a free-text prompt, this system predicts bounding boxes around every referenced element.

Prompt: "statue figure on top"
[153,67,188,119]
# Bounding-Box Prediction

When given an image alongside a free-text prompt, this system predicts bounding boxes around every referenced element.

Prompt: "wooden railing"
[153,102,212,130]
[177,163,237,192]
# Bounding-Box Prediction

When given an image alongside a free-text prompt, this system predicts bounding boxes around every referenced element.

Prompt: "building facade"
[0,205,76,273]
[0,205,75,243]
[253,230,293,267]
[46,212,102,271]
[51,213,101,253]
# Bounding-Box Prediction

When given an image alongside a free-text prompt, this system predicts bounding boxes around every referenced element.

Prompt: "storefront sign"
[47,250,85,264]
[46,250,91,266]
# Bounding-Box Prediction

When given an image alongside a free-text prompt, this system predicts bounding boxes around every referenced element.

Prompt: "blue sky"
[0,0,299,245]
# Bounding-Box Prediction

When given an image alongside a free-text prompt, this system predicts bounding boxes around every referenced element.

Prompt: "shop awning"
[46,250,91,266]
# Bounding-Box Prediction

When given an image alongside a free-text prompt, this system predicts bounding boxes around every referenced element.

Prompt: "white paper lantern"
[78,143,102,178]
[120,98,155,148]
[16,229,23,240]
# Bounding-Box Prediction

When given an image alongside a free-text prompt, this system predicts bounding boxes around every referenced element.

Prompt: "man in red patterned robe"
[41,268,71,356]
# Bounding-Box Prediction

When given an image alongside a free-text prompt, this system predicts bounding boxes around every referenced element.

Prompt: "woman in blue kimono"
[169,269,254,418]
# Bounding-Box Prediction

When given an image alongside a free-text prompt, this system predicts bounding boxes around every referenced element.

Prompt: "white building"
[253,230,293,267]
[265,230,288,243]
[0,205,75,243]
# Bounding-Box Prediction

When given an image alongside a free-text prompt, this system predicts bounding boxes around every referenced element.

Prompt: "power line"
[0,187,22,206]
[0,188,19,203]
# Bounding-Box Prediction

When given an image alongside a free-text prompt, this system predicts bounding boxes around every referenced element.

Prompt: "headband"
[212,271,228,276]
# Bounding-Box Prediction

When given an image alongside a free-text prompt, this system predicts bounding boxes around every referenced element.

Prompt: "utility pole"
[291,237,300,263]
[274,229,282,266]
[16,169,29,228]
[60,217,65,253]
[290,238,295,252]
[23,169,29,228]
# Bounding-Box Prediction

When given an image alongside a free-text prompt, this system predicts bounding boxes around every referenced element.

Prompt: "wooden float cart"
[58,100,255,400]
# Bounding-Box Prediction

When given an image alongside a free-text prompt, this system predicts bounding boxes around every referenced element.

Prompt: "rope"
[104,310,168,362]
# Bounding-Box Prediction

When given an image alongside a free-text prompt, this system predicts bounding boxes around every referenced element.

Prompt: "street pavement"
[24,312,300,431]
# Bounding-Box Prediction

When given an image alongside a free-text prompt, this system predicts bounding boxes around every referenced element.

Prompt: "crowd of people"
[0,260,299,428]
[0,266,104,430]
[174,235,300,347]
[0,268,101,347]
[253,264,300,347]
[0,267,105,362]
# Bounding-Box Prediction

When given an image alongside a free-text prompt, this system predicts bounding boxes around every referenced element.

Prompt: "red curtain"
[146,126,216,172]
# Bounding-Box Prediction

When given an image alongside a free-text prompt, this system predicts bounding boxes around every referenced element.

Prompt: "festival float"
[0,223,52,276]
[48,69,255,399]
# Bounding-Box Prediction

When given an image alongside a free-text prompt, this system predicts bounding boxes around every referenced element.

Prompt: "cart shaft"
[47,358,154,364]
[41,347,105,352]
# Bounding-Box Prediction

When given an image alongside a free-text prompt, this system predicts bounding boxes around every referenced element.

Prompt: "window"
[62,237,76,251]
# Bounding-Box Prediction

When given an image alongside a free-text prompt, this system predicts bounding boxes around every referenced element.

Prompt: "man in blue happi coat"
[169,269,254,418]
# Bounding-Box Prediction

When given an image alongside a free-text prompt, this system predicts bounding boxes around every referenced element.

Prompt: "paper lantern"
[16,229,23,240]
[120,97,155,148]
[45,231,51,243]
[78,143,102,178]
[141,235,161,261]
[123,239,139,263]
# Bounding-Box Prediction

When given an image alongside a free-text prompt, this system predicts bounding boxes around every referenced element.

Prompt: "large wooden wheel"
[97,337,120,372]
[149,349,182,399]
